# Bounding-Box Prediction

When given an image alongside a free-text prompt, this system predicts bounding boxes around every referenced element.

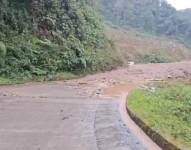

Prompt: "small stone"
[62,116,69,120]
[167,75,173,78]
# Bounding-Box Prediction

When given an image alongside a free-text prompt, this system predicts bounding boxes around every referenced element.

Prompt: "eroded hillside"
[105,25,191,64]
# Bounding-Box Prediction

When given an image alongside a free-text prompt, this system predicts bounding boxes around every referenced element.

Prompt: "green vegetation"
[0,41,6,66]
[1,0,191,84]
[0,72,79,85]
[143,52,167,63]
[0,0,121,83]
[128,81,191,149]
[98,0,191,46]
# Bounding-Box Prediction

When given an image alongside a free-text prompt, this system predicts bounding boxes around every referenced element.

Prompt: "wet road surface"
[0,83,145,150]
[1,61,191,150]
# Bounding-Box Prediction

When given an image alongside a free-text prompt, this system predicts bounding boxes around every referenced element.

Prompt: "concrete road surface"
[0,83,145,150]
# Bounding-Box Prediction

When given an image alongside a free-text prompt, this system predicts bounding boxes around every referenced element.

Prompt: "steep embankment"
[1,0,191,84]
[97,0,191,63]
[98,0,191,45]
[105,25,191,64]
[0,0,120,81]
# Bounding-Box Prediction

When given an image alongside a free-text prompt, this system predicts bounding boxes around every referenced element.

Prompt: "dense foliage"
[0,0,119,79]
[98,0,191,45]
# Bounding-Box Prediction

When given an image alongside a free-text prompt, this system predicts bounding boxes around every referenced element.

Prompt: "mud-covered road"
[0,61,190,150]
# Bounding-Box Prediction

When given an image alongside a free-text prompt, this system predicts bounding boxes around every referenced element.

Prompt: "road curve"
[1,61,191,150]
[0,83,146,150]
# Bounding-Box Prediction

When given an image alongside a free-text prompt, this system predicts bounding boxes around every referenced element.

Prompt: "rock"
[167,75,173,79]
[128,61,135,65]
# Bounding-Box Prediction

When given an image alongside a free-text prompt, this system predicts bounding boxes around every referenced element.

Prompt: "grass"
[0,76,14,85]
[128,80,191,149]
[0,72,78,85]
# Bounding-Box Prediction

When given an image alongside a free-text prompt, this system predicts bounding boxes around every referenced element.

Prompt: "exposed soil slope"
[105,25,191,64]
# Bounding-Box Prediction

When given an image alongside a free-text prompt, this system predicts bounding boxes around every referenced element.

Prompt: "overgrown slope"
[1,0,191,82]
[0,0,120,80]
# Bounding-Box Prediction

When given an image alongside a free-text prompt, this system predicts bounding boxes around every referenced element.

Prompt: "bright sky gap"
[167,0,191,10]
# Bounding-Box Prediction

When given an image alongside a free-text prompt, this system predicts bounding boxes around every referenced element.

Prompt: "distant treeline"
[98,0,191,45]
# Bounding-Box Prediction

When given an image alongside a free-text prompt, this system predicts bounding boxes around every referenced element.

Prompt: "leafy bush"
[0,42,6,66]
[143,52,167,63]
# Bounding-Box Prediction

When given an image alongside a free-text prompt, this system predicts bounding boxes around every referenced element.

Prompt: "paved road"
[2,61,190,150]
[0,83,145,150]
